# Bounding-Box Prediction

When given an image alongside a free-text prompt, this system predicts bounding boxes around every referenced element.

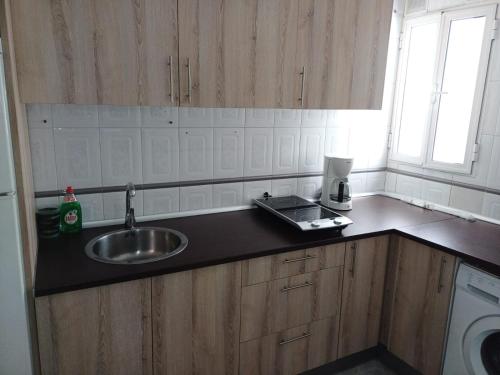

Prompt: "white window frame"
[391,14,441,166]
[390,4,497,174]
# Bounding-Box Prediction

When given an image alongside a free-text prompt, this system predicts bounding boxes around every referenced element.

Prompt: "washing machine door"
[463,315,500,375]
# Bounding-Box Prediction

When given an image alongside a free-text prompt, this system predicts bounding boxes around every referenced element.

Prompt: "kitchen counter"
[35,195,500,296]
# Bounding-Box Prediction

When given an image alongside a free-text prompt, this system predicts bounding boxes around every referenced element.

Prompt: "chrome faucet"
[125,182,136,229]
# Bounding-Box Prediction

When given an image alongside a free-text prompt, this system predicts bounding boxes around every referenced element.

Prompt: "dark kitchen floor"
[333,360,397,375]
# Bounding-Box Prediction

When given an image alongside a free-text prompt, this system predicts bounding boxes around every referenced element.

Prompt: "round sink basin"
[85,227,188,265]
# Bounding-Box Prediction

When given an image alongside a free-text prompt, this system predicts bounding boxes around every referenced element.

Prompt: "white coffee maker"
[321,155,354,211]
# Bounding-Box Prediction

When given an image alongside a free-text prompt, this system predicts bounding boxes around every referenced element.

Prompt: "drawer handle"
[283,255,316,264]
[298,66,306,107]
[438,256,446,293]
[168,55,174,103]
[280,281,312,293]
[186,58,192,103]
[279,332,311,346]
[349,243,357,276]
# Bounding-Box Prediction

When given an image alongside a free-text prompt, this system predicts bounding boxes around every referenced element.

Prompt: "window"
[390,5,497,174]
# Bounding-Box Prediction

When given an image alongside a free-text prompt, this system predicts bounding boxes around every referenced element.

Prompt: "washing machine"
[443,263,500,375]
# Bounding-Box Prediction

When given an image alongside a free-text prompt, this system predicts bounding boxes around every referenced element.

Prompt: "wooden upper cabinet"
[385,237,456,375]
[11,0,179,105]
[35,279,152,375]
[12,0,392,108]
[178,0,300,108]
[94,0,179,106]
[297,0,393,109]
[338,236,389,358]
[12,0,96,104]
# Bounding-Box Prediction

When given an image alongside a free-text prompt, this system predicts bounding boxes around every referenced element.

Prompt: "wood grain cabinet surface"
[242,243,345,286]
[35,278,152,375]
[11,0,392,108]
[34,235,458,374]
[384,237,456,375]
[152,262,241,375]
[12,0,179,105]
[338,236,389,358]
[296,0,393,109]
[241,266,343,342]
[240,317,339,375]
[178,0,301,108]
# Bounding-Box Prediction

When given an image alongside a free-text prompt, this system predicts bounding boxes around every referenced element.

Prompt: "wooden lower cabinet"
[241,267,343,342]
[338,236,389,358]
[35,235,459,375]
[152,262,241,375]
[384,237,456,375]
[35,279,152,375]
[240,317,338,375]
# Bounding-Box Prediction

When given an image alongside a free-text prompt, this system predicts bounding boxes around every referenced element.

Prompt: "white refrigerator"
[0,41,33,374]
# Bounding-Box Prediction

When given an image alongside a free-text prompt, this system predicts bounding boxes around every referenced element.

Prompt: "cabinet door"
[338,236,388,357]
[178,0,300,108]
[11,0,178,105]
[35,279,152,375]
[297,0,392,109]
[94,0,179,105]
[11,0,97,104]
[152,262,241,375]
[386,237,456,375]
[240,317,338,375]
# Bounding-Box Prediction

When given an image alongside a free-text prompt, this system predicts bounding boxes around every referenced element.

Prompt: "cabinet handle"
[350,243,357,276]
[282,254,316,264]
[168,56,174,104]
[279,331,311,346]
[438,256,447,293]
[298,66,306,107]
[185,58,192,103]
[280,281,312,293]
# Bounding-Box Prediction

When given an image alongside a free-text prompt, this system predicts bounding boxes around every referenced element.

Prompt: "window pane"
[397,21,440,158]
[432,16,486,164]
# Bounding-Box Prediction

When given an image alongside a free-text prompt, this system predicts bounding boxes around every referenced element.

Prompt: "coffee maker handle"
[338,181,344,203]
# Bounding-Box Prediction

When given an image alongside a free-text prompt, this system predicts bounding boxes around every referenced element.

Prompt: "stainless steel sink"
[85,227,188,265]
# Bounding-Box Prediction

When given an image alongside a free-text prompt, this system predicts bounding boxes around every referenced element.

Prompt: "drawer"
[240,317,338,375]
[241,243,345,286]
[240,267,343,342]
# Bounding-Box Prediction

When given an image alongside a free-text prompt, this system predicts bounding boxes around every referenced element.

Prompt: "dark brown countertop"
[35,195,500,297]
[398,218,500,275]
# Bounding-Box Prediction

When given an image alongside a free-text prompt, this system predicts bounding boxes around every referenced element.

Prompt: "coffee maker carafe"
[321,155,353,211]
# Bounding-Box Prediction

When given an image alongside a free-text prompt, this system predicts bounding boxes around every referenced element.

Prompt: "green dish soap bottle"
[60,186,82,234]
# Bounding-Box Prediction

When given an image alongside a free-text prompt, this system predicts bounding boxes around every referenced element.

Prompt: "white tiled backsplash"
[29,105,390,223]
